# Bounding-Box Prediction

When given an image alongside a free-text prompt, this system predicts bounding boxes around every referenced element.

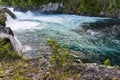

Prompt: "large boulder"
[2,8,16,19]
[0,27,14,36]
[0,23,5,29]
[0,7,16,26]
[0,8,14,36]
[39,3,64,14]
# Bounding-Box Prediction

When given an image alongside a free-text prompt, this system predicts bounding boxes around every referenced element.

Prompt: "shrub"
[103,59,111,66]
[48,39,75,79]
[0,39,21,61]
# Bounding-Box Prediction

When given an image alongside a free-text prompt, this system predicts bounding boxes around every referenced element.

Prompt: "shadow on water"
[73,19,120,66]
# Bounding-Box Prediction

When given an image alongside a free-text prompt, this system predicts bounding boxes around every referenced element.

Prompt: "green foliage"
[0,39,21,61]
[0,9,6,26]
[103,59,111,66]
[0,0,63,9]
[79,0,102,14]
[99,78,104,80]
[0,0,120,15]
[48,39,73,69]
[48,39,80,80]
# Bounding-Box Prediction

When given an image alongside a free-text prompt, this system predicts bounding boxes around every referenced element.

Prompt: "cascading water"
[6,7,120,65]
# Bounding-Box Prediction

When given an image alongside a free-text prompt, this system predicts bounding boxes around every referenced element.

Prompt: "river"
[6,8,120,65]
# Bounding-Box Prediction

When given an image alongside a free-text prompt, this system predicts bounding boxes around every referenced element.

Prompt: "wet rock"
[14,7,28,13]
[0,27,14,36]
[112,25,120,38]
[0,24,5,29]
[2,8,16,19]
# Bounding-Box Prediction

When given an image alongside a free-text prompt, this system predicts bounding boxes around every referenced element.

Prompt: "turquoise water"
[7,8,120,65]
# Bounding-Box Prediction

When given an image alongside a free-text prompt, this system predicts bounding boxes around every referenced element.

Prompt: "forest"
[0,0,120,15]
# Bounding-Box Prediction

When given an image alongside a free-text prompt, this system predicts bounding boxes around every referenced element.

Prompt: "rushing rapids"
[6,7,120,65]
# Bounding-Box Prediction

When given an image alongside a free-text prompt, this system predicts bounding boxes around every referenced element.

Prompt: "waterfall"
[5,13,32,53]
[0,33,32,53]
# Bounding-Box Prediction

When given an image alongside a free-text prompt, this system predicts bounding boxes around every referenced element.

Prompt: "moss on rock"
[0,8,6,26]
[0,39,21,61]
[3,8,16,19]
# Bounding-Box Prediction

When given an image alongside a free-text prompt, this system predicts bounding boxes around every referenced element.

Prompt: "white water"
[5,13,32,54]
[6,13,41,31]
[7,7,107,31]
[6,7,120,59]
[0,33,31,53]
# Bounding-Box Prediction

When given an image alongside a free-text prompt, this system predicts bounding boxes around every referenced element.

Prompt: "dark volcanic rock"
[3,8,16,19]
[0,24,5,29]
[14,7,28,12]
[0,27,14,36]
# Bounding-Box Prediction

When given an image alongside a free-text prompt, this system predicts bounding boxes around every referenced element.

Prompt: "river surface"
[6,8,120,65]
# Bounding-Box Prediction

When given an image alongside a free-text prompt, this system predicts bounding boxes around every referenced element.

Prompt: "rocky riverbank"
[0,8,14,47]
[0,55,120,80]
[6,1,120,18]
[13,3,64,14]
[0,7,120,80]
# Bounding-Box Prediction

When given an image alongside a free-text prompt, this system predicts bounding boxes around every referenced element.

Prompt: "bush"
[0,39,21,61]
[48,39,79,80]
[0,9,6,26]
[103,59,111,66]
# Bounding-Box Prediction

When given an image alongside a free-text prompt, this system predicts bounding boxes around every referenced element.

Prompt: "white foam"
[7,7,108,31]
[6,13,41,31]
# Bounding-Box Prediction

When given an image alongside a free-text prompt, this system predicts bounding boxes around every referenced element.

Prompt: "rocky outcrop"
[0,8,14,36]
[38,3,64,14]
[0,8,29,53]
[0,27,14,36]
[13,3,64,14]
[3,8,16,19]
[99,9,120,18]
[79,63,120,80]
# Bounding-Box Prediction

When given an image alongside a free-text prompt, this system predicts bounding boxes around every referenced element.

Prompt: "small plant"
[48,39,75,80]
[99,78,104,80]
[0,39,21,61]
[103,59,111,66]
